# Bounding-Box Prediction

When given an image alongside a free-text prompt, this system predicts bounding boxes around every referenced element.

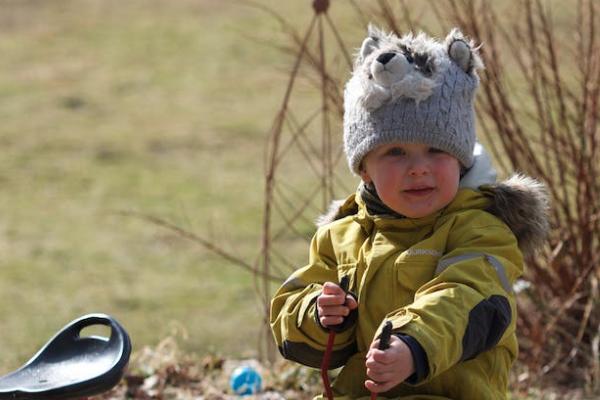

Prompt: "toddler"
[271,27,548,399]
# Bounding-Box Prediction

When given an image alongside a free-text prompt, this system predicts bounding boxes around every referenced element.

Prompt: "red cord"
[321,329,378,400]
[320,330,336,400]
[320,277,352,400]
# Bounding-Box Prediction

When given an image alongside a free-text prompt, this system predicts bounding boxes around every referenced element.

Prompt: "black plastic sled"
[0,314,131,399]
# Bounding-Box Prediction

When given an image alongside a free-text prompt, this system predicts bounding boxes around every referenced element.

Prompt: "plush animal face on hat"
[343,26,484,174]
[354,26,482,110]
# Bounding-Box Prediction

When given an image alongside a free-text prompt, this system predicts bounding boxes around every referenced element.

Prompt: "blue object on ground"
[230,365,262,396]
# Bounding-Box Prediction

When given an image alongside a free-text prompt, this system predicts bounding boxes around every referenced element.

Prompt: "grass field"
[0,0,310,369]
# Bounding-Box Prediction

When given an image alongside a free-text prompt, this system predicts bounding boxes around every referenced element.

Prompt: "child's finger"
[317,293,346,306]
[365,359,386,375]
[322,282,344,295]
[364,378,396,394]
[365,352,386,368]
[369,338,380,350]
[365,367,396,383]
[366,348,395,365]
[320,315,344,326]
[318,305,350,317]
[345,294,358,309]
[375,349,396,364]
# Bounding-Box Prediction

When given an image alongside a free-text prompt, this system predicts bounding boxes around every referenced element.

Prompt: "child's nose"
[408,156,430,176]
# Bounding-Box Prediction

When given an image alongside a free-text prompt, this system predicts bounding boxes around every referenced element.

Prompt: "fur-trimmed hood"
[480,174,550,257]
[316,146,550,258]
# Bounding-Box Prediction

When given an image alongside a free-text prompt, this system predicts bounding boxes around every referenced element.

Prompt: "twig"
[118,211,283,282]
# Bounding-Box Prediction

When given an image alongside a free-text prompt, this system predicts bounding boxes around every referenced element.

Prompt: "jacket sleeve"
[385,212,523,382]
[270,227,358,369]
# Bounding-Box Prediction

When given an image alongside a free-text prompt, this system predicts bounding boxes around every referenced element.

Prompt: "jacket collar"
[316,176,549,258]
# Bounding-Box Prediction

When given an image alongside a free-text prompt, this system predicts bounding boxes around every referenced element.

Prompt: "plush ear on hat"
[358,25,385,62]
[446,28,484,74]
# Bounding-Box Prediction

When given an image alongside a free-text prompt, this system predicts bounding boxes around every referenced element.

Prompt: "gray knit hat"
[343,27,484,174]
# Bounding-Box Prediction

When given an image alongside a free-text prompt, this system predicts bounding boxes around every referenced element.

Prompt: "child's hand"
[316,282,358,327]
[364,335,415,393]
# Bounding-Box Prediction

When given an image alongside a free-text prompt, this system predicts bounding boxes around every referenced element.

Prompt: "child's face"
[360,142,461,218]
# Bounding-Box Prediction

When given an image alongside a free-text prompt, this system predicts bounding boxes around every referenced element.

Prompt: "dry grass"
[96,335,320,400]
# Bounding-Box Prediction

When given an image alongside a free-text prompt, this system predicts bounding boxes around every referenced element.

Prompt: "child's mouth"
[404,187,435,196]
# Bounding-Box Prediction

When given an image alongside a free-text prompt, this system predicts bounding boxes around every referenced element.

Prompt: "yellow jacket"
[271,175,549,399]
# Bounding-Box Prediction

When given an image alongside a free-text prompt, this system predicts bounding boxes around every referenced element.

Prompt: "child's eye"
[385,147,406,156]
[429,147,446,154]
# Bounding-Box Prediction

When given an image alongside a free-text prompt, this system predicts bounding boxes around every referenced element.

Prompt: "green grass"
[0,0,311,370]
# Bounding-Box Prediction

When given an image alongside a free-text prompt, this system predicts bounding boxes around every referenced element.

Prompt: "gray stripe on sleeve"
[484,255,514,294]
[435,252,513,294]
[435,253,484,275]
